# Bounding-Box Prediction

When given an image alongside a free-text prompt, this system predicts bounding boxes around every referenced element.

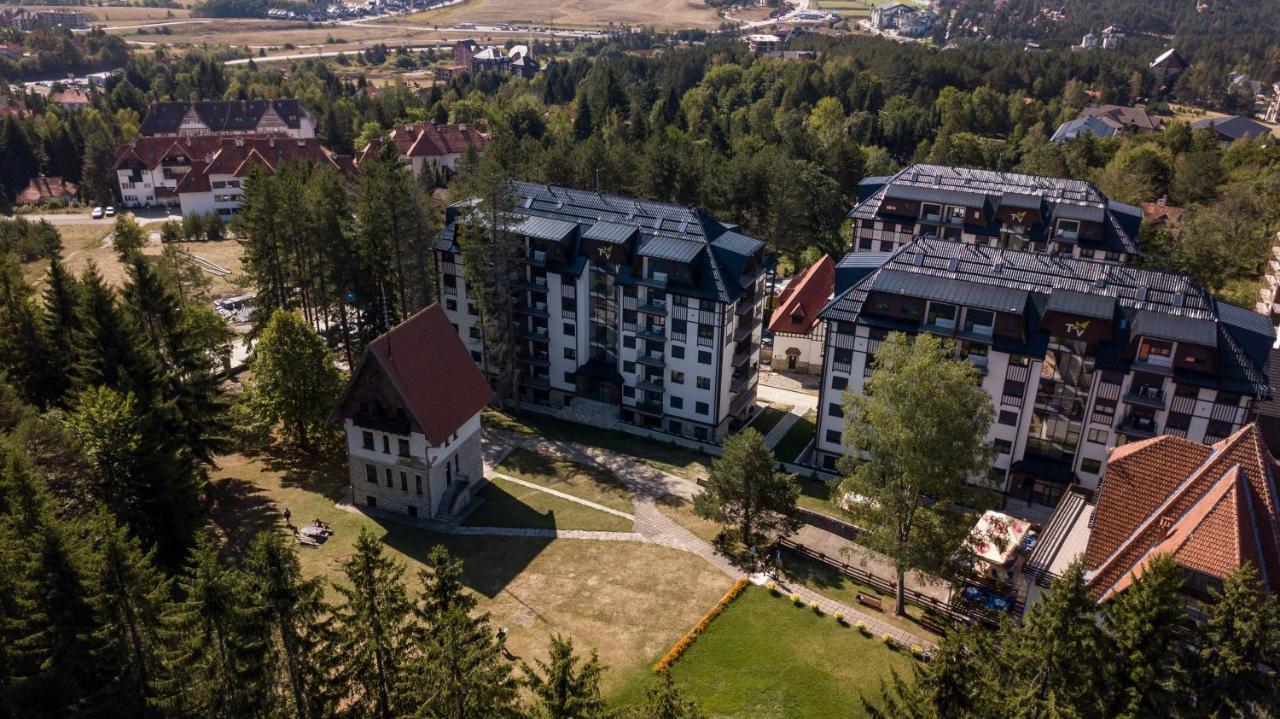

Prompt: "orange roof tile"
[768,255,835,335]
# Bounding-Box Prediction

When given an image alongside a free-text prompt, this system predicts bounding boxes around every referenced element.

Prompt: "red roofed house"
[1023,423,1280,614]
[114,134,352,218]
[768,255,834,373]
[333,303,494,520]
[50,88,91,111]
[357,122,490,179]
[16,175,78,206]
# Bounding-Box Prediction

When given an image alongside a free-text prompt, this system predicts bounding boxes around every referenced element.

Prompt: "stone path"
[480,428,937,648]
[489,472,635,520]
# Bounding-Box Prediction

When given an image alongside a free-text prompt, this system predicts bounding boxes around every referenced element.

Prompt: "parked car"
[104,206,116,217]
[91,206,104,219]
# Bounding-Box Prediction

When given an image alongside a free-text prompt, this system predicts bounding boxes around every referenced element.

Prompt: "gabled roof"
[769,255,834,335]
[1051,116,1120,143]
[16,176,77,204]
[1150,48,1187,69]
[1086,424,1280,598]
[1190,115,1273,141]
[1081,104,1161,132]
[339,303,493,445]
[138,99,308,136]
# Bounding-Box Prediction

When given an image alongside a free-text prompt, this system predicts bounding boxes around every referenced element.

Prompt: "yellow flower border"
[652,578,751,672]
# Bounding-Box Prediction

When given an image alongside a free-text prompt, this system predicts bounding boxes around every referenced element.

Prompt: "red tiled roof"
[16,176,78,204]
[51,88,90,106]
[768,255,834,335]
[1087,424,1280,598]
[1141,202,1184,226]
[360,122,490,164]
[360,304,492,445]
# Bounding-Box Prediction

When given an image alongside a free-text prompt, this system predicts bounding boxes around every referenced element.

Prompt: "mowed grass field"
[207,447,734,702]
[398,0,722,30]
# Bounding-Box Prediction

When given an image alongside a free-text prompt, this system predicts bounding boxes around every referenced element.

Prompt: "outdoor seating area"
[294,518,334,548]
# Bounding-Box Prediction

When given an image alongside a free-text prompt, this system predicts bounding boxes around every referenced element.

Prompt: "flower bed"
[653,578,751,672]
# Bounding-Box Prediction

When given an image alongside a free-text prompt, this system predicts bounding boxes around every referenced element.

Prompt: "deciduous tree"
[244,309,344,451]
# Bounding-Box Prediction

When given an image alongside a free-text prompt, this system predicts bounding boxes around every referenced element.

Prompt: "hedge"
[653,578,751,672]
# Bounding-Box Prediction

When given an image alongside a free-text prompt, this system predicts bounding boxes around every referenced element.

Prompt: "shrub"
[882,634,897,649]
[791,593,802,605]
[910,644,925,658]
[809,601,821,614]
[653,578,750,672]
[834,611,846,625]
[856,620,868,634]
[766,581,779,594]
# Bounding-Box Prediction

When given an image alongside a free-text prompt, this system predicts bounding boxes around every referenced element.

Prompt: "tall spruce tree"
[0,254,53,407]
[328,529,416,719]
[243,531,332,719]
[1103,554,1190,717]
[523,634,607,719]
[40,257,82,405]
[626,670,705,719]
[692,427,799,547]
[1194,563,1280,715]
[154,537,271,719]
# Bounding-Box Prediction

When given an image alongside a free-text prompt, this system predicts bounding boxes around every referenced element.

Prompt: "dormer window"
[1137,338,1174,367]
[945,206,967,225]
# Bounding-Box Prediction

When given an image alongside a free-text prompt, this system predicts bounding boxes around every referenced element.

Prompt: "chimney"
[459,123,466,132]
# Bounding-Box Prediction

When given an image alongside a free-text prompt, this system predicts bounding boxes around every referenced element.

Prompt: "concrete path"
[758,382,819,413]
[763,408,802,449]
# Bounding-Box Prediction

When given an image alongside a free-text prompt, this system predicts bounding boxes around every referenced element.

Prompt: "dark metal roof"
[1045,289,1116,319]
[872,269,1029,314]
[638,236,704,263]
[819,238,1272,396]
[1052,203,1107,223]
[884,183,986,207]
[711,230,764,256]
[582,221,638,243]
[515,215,578,242]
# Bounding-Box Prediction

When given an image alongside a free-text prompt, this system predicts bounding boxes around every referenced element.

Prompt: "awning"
[968,510,1031,565]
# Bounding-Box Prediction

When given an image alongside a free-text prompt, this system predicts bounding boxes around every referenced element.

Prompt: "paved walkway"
[763,408,802,449]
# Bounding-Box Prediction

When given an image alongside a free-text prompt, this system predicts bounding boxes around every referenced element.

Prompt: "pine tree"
[40,257,82,405]
[243,531,332,719]
[73,263,162,402]
[84,510,171,717]
[1103,554,1190,717]
[400,544,520,719]
[0,254,54,407]
[626,670,704,719]
[522,634,606,719]
[1194,563,1280,715]
[327,529,415,719]
[154,537,271,719]
[692,427,799,547]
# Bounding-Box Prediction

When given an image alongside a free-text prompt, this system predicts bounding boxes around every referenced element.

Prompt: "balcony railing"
[733,342,759,366]
[524,374,551,390]
[514,276,549,292]
[637,378,665,394]
[517,302,549,318]
[637,352,665,368]
[1117,414,1158,438]
[637,326,666,343]
[517,352,551,367]
[638,300,668,315]
[1122,386,1166,409]
[637,273,668,289]
[527,249,546,267]
[636,399,664,416]
[514,326,550,342]
[733,315,759,343]
[352,413,411,435]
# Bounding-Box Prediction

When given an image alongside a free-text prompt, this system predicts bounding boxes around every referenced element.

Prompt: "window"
[415,475,422,494]
[700,299,716,312]
[921,203,942,221]
[925,302,957,329]
[901,298,922,318]
[670,370,685,384]
[398,439,410,457]
[382,435,391,454]
[670,396,683,409]
[443,274,457,288]
[445,299,457,311]
[832,376,848,391]
[829,402,844,418]
[698,350,712,365]
[695,401,709,415]
[697,377,710,390]
[1056,219,1080,238]
[673,319,688,334]
[469,326,480,339]
[963,309,995,335]
[623,309,638,324]
[564,322,575,336]
[826,429,842,444]
[1079,248,1095,259]
[998,410,1018,426]
[945,205,967,225]
[1080,458,1102,474]
[1087,428,1108,444]
[994,439,1012,455]
[872,294,892,312]
[622,335,636,349]
[400,472,408,491]
[1137,339,1174,366]
[468,303,478,316]
[564,347,576,360]
[564,371,575,384]
[672,345,685,359]
[385,467,393,487]
[366,464,377,483]
[362,431,374,450]
[624,361,637,373]
[1104,251,1121,263]
[623,385,635,398]
[697,325,714,345]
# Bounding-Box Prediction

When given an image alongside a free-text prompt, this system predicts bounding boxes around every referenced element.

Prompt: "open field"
[21,222,160,289]
[814,0,873,17]
[613,586,917,714]
[207,448,734,700]
[496,447,634,513]
[396,0,722,30]
[23,4,196,24]
[175,239,247,299]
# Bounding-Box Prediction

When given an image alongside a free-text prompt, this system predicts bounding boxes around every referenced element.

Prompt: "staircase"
[558,397,621,429]
[436,478,473,522]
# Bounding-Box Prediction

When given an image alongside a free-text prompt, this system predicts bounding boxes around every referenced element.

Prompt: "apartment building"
[114,135,352,216]
[138,99,316,139]
[433,182,767,443]
[333,303,493,520]
[850,164,1143,265]
[813,238,1274,515]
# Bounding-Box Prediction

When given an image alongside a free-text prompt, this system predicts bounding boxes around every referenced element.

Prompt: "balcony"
[637,378,665,394]
[1130,358,1175,377]
[637,352,666,369]
[637,272,668,290]
[733,342,759,366]
[635,399,665,416]
[527,249,547,267]
[730,368,757,393]
[736,294,756,316]
[353,413,411,435]
[637,326,666,343]
[514,326,550,342]
[1122,385,1166,409]
[517,302,549,318]
[638,300,668,315]
[517,352,551,367]
[729,386,756,416]
[1117,414,1158,438]
[733,315,759,343]
[524,374,551,390]
[514,276,549,292]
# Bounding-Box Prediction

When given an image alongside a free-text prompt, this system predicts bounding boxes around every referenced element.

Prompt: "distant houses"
[15,176,78,206]
[138,99,316,139]
[434,39,540,82]
[1190,114,1274,145]
[870,3,938,38]
[1150,48,1188,83]
[356,122,490,178]
[1052,104,1162,143]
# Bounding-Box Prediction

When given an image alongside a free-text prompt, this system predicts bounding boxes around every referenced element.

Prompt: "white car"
[104,206,116,217]
[91,206,104,219]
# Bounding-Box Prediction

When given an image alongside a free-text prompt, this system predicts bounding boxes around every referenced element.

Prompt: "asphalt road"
[14,209,177,226]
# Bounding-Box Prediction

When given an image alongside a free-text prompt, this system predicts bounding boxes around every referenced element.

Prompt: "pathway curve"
[480,428,936,648]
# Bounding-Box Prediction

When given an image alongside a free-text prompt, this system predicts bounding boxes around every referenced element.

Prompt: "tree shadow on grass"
[243,436,349,502]
[206,475,282,558]
[372,514,555,601]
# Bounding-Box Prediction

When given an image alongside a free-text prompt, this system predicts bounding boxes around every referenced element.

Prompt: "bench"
[856,593,883,611]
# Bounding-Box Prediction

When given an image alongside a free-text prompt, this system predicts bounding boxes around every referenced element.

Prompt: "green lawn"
[794,473,851,520]
[464,477,633,532]
[614,586,917,716]
[773,410,817,463]
[484,409,714,482]
[496,447,634,514]
[746,404,792,439]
